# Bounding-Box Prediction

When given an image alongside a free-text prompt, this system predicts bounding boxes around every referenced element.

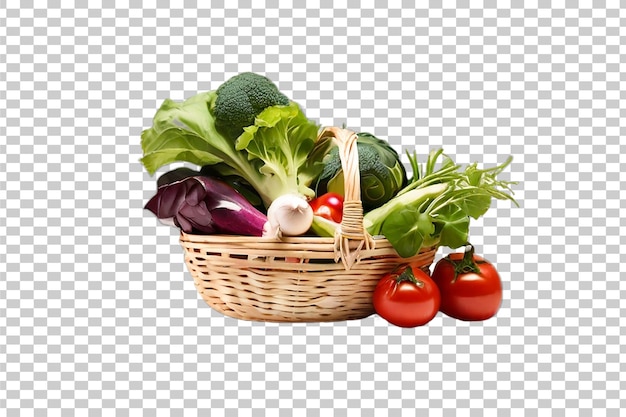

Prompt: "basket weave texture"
[179,127,438,322]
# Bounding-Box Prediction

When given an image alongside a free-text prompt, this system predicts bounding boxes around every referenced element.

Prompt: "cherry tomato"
[309,193,344,223]
[373,265,441,328]
[431,244,502,321]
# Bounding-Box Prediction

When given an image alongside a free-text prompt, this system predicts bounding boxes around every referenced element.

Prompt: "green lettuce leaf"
[140,91,330,207]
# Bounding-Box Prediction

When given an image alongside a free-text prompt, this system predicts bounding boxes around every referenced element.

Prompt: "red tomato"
[373,265,441,328]
[431,244,502,321]
[309,193,344,223]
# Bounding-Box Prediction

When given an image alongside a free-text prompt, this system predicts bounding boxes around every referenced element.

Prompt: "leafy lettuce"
[140,91,333,208]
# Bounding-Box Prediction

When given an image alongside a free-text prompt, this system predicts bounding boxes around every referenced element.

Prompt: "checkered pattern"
[2,1,625,415]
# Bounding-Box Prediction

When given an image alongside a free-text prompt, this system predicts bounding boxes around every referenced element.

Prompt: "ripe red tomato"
[373,265,441,328]
[309,193,344,223]
[431,245,502,321]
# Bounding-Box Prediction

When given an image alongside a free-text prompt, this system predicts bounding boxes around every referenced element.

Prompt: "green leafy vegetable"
[236,103,323,200]
[363,151,518,257]
[140,80,333,208]
[432,204,470,249]
[141,91,249,175]
[402,148,459,193]
[363,183,448,237]
[380,209,435,259]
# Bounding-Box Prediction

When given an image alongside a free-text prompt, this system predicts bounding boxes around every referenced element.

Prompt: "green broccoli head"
[212,72,291,140]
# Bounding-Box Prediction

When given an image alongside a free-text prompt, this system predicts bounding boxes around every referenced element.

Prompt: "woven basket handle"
[318,127,375,270]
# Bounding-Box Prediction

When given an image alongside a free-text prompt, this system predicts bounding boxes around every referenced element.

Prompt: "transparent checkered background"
[2,1,625,416]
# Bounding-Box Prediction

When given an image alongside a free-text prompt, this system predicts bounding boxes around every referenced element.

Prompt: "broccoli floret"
[212,72,291,140]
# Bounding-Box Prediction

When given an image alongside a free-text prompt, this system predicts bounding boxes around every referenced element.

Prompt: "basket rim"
[179,231,393,244]
[179,231,439,261]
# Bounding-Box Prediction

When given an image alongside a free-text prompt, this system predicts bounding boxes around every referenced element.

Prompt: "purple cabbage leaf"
[145,176,267,236]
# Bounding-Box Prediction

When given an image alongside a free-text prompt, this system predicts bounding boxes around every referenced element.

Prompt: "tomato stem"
[395,266,424,288]
[444,243,482,282]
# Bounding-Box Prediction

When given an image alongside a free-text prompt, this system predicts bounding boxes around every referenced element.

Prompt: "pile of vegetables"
[141,72,518,326]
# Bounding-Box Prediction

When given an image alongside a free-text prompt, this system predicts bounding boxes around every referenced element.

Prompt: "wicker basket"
[179,127,438,322]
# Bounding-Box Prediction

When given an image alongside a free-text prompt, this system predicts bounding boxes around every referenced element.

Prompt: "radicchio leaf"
[145,176,267,236]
